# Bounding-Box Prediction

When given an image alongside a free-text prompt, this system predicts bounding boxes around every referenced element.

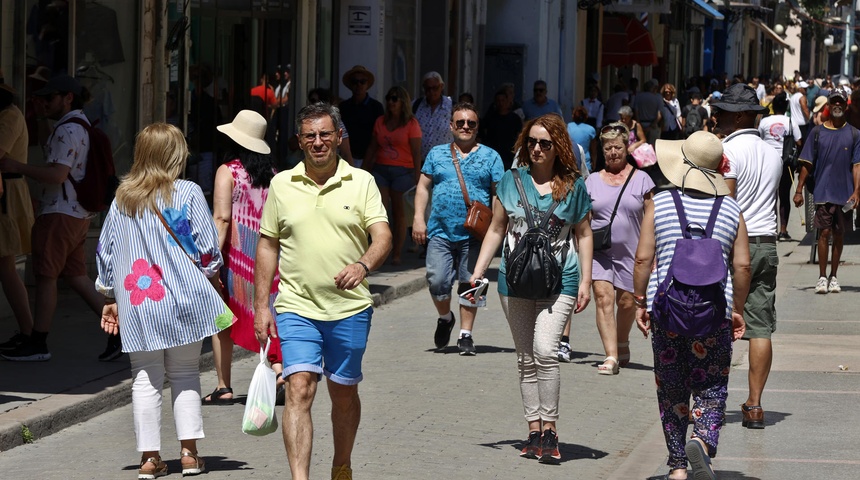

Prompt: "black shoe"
[457,334,476,356]
[0,332,28,352]
[519,430,541,459]
[434,314,456,350]
[777,232,792,241]
[538,429,561,464]
[1,340,51,362]
[98,334,123,362]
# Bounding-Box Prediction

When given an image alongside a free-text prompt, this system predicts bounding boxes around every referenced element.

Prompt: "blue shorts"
[371,164,415,192]
[425,236,486,308]
[275,308,372,385]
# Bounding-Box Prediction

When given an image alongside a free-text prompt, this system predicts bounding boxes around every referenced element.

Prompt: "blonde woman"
[363,85,423,264]
[96,123,231,479]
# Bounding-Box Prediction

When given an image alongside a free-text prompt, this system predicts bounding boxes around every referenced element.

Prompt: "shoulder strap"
[607,169,635,227]
[539,199,561,229]
[704,196,724,238]
[511,169,536,228]
[57,116,92,132]
[669,189,690,238]
[450,143,472,208]
[155,208,196,267]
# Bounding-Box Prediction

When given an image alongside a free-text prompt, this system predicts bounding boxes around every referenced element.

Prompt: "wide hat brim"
[217,110,271,155]
[0,83,16,95]
[342,65,375,89]
[656,132,729,197]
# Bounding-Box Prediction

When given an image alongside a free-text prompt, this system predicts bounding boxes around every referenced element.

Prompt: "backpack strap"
[704,196,724,238]
[669,189,690,238]
[511,169,536,228]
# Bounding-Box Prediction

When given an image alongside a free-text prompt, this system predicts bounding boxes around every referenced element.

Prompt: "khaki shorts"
[31,213,90,278]
[742,242,778,340]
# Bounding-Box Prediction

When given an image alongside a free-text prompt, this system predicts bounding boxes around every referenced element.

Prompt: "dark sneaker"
[434,314,456,350]
[519,430,541,459]
[98,334,124,362]
[457,334,476,356]
[557,342,572,363]
[538,429,561,464]
[777,232,792,242]
[0,332,28,352]
[1,340,51,362]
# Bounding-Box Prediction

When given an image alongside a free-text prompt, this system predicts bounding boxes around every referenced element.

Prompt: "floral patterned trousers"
[650,321,733,470]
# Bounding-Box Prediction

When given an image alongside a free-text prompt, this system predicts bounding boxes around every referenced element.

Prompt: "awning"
[601,15,659,68]
[604,0,671,15]
[751,19,795,55]
[687,0,724,20]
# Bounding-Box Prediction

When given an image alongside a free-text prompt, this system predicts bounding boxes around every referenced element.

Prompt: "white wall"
[337,0,386,101]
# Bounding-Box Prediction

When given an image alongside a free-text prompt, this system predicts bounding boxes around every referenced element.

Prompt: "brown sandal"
[138,455,168,479]
[180,451,206,476]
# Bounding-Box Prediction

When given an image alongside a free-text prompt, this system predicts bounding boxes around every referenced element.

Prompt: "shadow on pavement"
[477,438,608,464]
[122,456,250,473]
[428,344,515,354]
[648,472,761,480]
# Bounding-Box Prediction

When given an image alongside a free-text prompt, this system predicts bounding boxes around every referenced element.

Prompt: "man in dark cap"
[794,91,860,293]
[0,75,112,362]
[339,66,383,168]
[711,82,783,430]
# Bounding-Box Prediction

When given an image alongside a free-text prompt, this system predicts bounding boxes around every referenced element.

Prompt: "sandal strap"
[741,404,762,411]
[140,456,162,467]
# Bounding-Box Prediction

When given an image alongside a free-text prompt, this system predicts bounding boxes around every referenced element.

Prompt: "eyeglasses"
[526,137,553,151]
[454,119,478,129]
[351,78,368,86]
[600,124,628,135]
[299,130,336,142]
[386,95,399,103]
[424,84,442,92]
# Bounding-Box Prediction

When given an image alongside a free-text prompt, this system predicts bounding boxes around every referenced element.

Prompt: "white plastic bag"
[241,339,279,436]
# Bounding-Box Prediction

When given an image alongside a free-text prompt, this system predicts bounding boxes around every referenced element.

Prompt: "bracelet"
[794,191,802,195]
[633,294,647,307]
[356,261,370,277]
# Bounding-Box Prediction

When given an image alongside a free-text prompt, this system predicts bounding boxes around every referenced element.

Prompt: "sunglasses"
[526,137,553,151]
[600,124,627,135]
[534,88,546,93]
[454,119,478,129]
[351,78,368,86]
[386,95,399,103]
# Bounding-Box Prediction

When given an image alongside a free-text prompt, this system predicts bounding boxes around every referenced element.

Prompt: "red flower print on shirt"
[124,259,166,306]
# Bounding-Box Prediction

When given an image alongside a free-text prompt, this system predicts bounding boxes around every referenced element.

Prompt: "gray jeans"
[500,294,576,422]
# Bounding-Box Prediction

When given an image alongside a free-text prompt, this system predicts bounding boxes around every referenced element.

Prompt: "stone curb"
[0,270,428,452]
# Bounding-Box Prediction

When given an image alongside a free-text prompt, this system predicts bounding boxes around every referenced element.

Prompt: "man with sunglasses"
[339,65,383,168]
[711,83,782,431]
[0,75,112,362]
[412,103,504,355]
[522,80,563,121]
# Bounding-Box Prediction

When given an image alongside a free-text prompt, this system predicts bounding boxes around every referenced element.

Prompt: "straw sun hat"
[217,110,270,155]
[655,131,729,197]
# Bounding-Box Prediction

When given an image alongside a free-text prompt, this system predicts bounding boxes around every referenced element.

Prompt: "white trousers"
[129,340,204,452]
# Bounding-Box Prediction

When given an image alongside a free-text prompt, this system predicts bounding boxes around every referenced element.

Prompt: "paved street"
[1,218,859,479]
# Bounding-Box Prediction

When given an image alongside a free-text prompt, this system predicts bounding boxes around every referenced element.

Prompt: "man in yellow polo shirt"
[254,103,391,480]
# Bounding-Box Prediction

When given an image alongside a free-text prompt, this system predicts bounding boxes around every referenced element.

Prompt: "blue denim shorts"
[275,307,372,385]
[371,164,415,192]
[425,236,486,308]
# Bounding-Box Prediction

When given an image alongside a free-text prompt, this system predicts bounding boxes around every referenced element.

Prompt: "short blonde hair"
[115,123,188,217]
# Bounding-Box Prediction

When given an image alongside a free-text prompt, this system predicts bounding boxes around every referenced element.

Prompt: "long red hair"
[513,113,581,202]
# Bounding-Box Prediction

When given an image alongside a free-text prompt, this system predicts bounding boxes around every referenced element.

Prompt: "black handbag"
[782,114,799,170]
[592,168,634,251]
[504,169,563,300]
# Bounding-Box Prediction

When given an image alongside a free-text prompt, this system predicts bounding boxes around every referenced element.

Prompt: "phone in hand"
[460,278,489,300]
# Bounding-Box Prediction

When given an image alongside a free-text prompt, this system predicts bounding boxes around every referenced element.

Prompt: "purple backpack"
[652,190,728,337]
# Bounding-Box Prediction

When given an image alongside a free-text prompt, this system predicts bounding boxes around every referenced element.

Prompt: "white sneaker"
[828,277,841,293]
[815,276,829,294]
[557,342,572,363]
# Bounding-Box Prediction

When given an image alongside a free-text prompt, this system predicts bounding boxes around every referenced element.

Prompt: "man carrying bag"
[412,102,504,355]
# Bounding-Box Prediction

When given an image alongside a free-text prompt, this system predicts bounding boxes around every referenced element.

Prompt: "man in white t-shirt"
[711,83,782,431]
[758,92,802,241]
[0,75,107,362]
[790,81,810,137]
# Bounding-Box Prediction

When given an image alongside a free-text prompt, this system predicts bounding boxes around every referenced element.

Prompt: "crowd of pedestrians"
[2,66,859,480]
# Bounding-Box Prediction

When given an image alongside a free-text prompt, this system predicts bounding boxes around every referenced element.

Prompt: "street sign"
[348,6,371,36]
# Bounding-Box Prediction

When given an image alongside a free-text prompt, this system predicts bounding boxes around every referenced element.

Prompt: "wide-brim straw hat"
[656,131,729,197]
[342,65,375,89]
[217,110,271,154]
[813,95,828,113]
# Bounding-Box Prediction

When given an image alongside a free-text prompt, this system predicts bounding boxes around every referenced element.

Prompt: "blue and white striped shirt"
[646,190,741,319]
[96,180,228,352]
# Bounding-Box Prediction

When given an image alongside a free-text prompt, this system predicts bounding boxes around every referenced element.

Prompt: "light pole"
[844,1,857,75]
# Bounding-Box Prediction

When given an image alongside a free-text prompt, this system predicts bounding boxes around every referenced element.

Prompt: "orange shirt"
[373,117,422,168]
[251,85,277,106]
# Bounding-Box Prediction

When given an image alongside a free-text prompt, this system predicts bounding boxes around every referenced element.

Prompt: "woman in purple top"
[587,122,654,374]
